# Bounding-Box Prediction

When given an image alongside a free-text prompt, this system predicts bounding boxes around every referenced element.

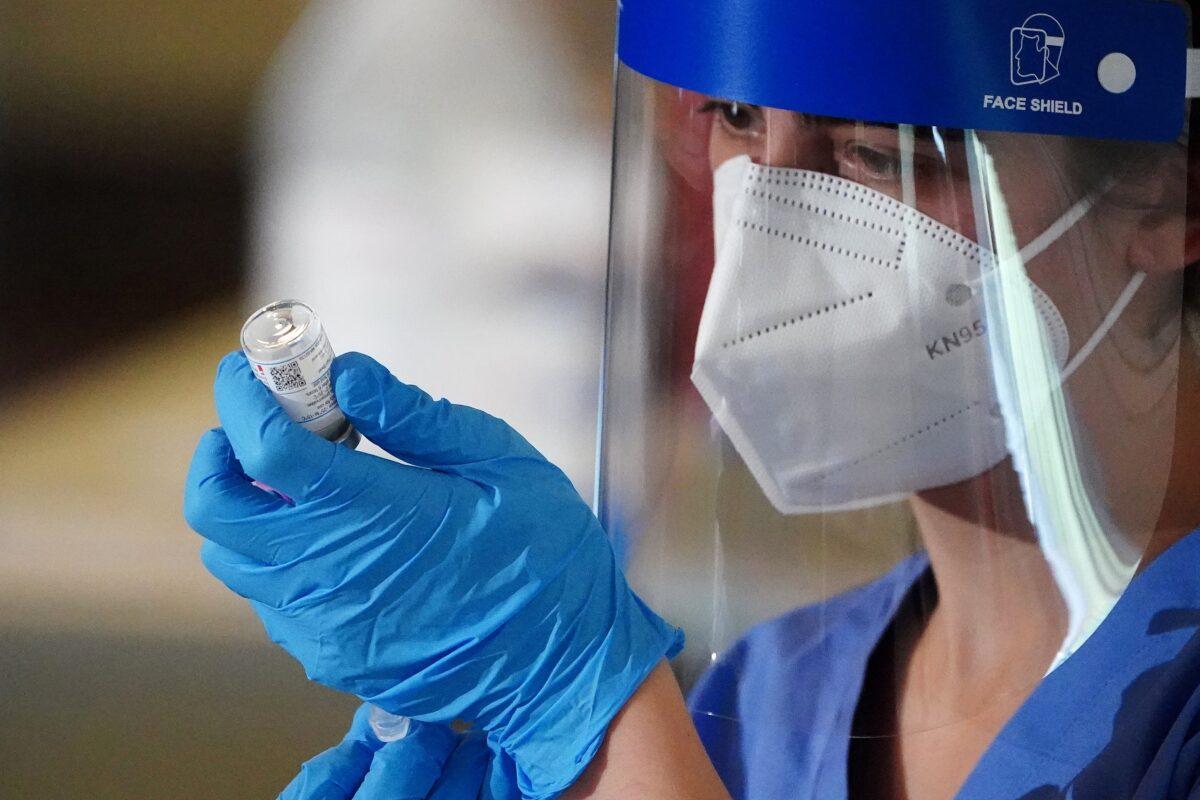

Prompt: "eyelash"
[698,101,949,183]
[841,143,903,180]
[699,100,762,134]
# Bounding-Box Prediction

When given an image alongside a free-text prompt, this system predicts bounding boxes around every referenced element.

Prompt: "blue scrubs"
[689,530,1200,799]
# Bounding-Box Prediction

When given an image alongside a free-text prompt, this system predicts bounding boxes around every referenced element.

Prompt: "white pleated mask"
[692,155,1143,514]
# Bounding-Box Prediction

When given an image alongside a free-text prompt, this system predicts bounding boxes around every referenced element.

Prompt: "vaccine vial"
[240,299,410,743]
[240,300,360,448]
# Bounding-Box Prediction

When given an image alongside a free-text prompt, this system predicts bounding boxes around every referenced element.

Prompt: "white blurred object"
[249,0,610,493]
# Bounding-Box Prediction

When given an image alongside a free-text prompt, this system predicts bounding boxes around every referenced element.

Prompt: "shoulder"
[689,551,928,711]
[686,553,928,793]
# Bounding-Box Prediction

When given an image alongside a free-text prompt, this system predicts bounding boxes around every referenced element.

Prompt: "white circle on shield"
[1097,52,1137,94]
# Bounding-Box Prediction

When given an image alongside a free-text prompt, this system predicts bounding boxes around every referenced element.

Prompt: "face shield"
[599,0,1200,752]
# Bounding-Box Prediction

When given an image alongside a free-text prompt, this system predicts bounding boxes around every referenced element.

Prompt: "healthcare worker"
[184,1,1200,798]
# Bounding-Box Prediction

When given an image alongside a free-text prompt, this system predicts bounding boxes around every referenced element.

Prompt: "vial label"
[247,329,343,430]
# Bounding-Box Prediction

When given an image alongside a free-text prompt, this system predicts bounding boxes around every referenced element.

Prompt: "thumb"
[353,721,458,800]
[426,732,489,799]
[214,351,337,501]
[331,352,544,476]
[277,705,380,800]
[480,746,523,800]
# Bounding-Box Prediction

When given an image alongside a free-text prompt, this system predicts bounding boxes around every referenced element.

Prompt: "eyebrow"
[705,99,965,142]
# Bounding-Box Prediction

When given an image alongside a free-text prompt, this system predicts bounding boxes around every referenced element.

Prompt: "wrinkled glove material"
[185,351,683,799]
[277,704,511,800]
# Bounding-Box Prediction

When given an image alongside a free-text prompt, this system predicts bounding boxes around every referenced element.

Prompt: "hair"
[1065,133,1200,356]
[1069,0,1199,355]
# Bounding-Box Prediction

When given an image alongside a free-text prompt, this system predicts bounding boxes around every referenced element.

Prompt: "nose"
[708,108,838,175]
[758,110,838,173]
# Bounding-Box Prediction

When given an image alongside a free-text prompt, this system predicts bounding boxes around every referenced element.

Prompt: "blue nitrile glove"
[184,352,682,800]
[278,704,500,800]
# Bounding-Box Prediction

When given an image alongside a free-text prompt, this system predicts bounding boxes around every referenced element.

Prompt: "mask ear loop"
[1011,180,1147,384]
[968,182,1147,383]
[1014,190,1101,266]
[1010,174,1148,383]
[1060,271,1148,383]
[966,132,1145,675]
[965,191,1098,294]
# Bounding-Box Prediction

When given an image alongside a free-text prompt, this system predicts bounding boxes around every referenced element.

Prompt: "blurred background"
[0,2,616,797]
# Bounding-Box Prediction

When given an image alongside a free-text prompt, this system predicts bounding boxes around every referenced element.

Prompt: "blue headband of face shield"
[617,0,1199,142]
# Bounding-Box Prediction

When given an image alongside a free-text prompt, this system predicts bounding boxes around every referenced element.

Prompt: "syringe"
[240,299,411,743]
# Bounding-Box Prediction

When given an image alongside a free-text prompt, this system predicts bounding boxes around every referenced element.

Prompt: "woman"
[185,2,1200,798]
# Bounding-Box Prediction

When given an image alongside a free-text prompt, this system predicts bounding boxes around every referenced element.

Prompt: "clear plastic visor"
[598,63,1197,740]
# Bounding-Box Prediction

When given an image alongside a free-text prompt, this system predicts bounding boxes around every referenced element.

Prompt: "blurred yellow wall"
[1,1,306,168]
[0,4,361,797]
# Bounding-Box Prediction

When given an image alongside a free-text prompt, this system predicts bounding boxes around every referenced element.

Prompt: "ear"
[1126,146,1200,275]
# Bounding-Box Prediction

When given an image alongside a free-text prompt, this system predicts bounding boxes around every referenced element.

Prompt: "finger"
[426,732,489,800]
[331,352,543,476]
[277,706,379,800]
[480,748,523,800]
[353,722,459,800]
[214,351,339,500]
[184,428,292,562]
[200,541,324,610]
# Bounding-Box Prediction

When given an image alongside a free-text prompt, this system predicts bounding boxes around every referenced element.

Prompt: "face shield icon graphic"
[1011,13,1065,86]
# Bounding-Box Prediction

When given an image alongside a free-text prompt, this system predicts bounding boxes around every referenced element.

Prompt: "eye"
[840,142,905,181]
[699,100,765,136]
[838,140,950,185]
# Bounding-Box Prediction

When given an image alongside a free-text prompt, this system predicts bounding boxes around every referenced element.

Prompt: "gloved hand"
[279,705,498,800]
[184,352,682,800]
